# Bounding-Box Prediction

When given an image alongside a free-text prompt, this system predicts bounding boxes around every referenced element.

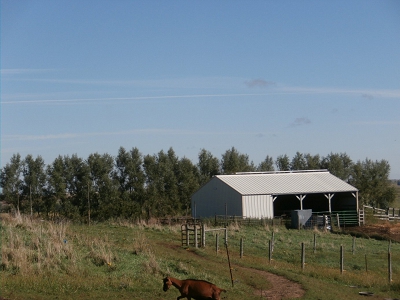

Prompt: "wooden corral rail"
[181,222,202,247]
[159,216,194,225]
[307,211,360,229]
[363,205,400,221]
[181,222,227,248]
[359,208,365,225]
[304,214,331,229]
[201,225,227,248]
[214,215,285,227]
[329,211,358,228]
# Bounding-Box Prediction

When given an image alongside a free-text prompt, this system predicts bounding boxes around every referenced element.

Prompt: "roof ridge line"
[234,169,329,175]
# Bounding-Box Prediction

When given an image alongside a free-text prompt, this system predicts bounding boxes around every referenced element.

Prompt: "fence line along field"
[1,212,399,300]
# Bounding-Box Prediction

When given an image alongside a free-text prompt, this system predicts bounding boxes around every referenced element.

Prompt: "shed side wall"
[191,178,242,218]
[242,195,273,219]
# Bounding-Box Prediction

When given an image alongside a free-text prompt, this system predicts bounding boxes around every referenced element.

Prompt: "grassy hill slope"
[1,214,399,300]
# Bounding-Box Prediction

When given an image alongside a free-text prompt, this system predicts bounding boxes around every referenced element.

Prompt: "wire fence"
[192,224,399,286]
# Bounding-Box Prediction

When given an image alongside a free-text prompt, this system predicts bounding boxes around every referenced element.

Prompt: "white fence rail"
[363,205,400,221]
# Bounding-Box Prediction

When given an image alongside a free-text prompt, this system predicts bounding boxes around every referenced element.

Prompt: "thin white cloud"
[4,71,400,98]
[3,128,273,142]
[2,76,400,106]
[1,129,192,141]
[4,133,83,141]
[290,117,311,127]
[1,75,243,89]
[3,86,400,105]
[1,93,272,105]
[280,86,400,98]
[2,69,400,99]
[331,108,339,114]
[245,79,276,88]
[361,93,374,100]
[1,68,54,75]
[352,121,400,125]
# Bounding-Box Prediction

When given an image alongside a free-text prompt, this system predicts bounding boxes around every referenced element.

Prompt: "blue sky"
[1,0,400,178]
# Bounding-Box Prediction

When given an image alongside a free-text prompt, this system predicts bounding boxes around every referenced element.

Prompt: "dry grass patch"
[1,214,76,275]
[86,236,117,268]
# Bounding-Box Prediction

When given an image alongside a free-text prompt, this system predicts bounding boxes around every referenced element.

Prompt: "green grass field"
[1,214,399,300]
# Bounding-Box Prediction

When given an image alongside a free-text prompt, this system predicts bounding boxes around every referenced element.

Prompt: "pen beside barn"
[191,170,359,222]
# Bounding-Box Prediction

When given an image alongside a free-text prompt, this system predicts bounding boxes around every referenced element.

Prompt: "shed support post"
[296,195,306,210]
[201,224,206,247]
[186,224,189,246]
[194,225,198,248]
[324,193,334,213]
[352,192,358,211]
[194,201,196,219]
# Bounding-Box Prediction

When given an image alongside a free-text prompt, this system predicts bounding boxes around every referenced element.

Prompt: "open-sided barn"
[191,170,358,220]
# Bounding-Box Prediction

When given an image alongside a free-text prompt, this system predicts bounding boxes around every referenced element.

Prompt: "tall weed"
[1,215,75,275]
[87,236,117,268]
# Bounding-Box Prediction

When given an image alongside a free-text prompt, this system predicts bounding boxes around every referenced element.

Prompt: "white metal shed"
[191,170,358,219]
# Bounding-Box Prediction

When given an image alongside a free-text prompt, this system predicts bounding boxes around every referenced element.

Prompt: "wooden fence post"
[271,232,275,252]
[186,224,189,246]
[194,225,198,248]
[216,233,219,254]
[340,245,344,274]
[225,242,234,287]
[268,240,272,263]
[313,233,317,254]
[240,238,244,258]
[388,251,392,283]
[201,224,205,247]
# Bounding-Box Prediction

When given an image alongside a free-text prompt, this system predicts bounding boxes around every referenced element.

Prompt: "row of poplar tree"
[0,146,396,222]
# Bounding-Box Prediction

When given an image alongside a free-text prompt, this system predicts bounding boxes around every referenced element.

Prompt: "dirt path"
[344,223,400,242]
[160,242,305,299]
[235,265,305,300]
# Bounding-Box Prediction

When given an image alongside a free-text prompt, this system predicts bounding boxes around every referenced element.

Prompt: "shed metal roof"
[215,170,357,195]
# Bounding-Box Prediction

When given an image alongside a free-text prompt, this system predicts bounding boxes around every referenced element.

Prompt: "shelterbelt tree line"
[0,147,396,221]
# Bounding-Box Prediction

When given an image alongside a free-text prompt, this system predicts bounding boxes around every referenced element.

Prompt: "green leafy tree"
[321,152,353,180]
[197,149,220,185]
[221,147,255,174]
[0,154,23,213]
[114,147,145,218]
[350,159,396,208]
[46,155,68,218]
[22,155,46,216]
[304,153,321,170]
[166,148,181,207]
[87,153,119,220]
[176,157,200,215]
[257,155,274,172]
[63,154,89,220]
[290,152,307,170]
[275,154,290,171]
[142,154,158,219]
[143,148,180,218]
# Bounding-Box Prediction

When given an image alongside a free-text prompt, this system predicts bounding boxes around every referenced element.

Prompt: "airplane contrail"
[2,88,400,105]
[1,93,273,104]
